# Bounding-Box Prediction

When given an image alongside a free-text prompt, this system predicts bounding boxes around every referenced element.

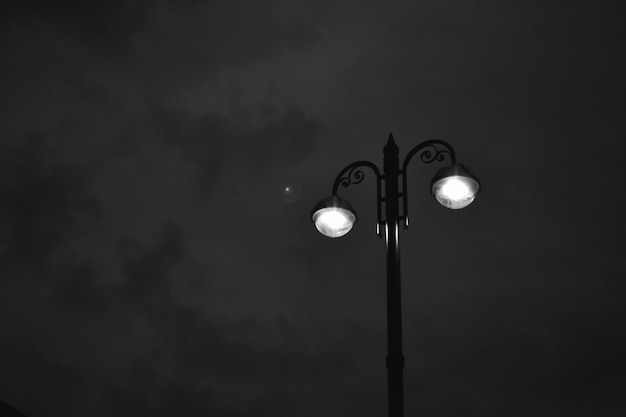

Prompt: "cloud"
[154,104,321,192]
[0,65,329,415]
[1,1,625,416]
[2,0,151,57]
[0,132,100,271]
[2,0,322,74]
[0,217,377,416]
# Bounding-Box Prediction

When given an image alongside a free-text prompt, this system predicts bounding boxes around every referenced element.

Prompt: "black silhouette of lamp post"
[311,133,480,417]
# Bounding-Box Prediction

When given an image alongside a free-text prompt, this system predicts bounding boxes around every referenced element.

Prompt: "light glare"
[432,175,479,209]
[313,207,355,238]
[440,177,470,200]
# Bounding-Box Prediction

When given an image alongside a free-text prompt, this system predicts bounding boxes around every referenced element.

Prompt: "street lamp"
[311,195,357,238]
[311,133,480,417]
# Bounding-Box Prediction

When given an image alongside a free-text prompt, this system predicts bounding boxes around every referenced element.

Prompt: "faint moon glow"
[278,180,302,204]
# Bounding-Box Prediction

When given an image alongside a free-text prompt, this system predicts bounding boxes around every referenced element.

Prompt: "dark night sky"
[1,1,624,416]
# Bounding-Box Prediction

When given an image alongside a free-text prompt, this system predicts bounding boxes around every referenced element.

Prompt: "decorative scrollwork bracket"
[332,160,383,236]
[400,140,456,230]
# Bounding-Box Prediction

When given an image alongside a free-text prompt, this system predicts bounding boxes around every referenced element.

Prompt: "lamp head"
[311,195,357,238]
[431,164,480,209]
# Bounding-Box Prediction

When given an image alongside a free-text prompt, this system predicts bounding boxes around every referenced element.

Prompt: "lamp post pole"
[383,138,404,417]
[312,133,480,417]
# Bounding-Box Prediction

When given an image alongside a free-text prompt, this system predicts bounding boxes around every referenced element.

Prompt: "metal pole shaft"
[383,135,404,417]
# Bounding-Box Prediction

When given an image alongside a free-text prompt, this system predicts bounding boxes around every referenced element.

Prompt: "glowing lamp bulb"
[311,196,357,238]
[431,164,480,209]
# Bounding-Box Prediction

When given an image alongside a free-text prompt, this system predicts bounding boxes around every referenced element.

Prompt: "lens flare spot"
[278,180,302,204]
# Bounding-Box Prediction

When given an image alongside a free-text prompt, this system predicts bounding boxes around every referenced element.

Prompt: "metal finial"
[384,132,399,155]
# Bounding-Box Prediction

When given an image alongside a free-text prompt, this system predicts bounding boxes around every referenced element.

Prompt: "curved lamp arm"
[401,140,456,229]
[332,160,383,235]
[402,139,456,169]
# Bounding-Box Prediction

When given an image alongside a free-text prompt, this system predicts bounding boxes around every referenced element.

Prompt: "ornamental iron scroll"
[418,146,452,164]
[331,160,383,236]
[338,165,366,189]
[401,140,457,230]
[402,140,456,169]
